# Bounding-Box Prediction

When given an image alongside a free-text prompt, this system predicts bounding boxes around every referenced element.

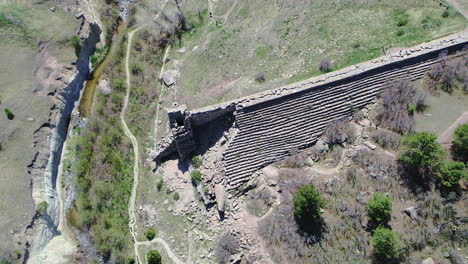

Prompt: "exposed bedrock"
[27,23,101,259]
[156,31,468,191]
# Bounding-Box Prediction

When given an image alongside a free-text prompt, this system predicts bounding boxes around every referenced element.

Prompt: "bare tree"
[319,59,331,72]
[375,80,416,134]
[215,232,239,263]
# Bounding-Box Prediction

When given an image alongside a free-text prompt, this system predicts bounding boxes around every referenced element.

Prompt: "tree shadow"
[295,216,326,244]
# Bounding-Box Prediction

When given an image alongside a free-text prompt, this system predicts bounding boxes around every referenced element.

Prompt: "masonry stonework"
[155,30,468,190]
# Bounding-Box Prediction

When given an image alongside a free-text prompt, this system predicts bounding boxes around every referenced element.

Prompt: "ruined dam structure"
[155,31,468,191]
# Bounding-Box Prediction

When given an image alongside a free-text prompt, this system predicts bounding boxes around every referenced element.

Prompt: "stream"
[79,18,126,117]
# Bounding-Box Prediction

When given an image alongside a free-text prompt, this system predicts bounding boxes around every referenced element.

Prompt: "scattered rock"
[162,70,177,86]
[315,139,329,153]
[49,7,56,12]
[75,12,84,19]
[262,166,279,186]
[421,257,435,264]
[304,157,314,166]
[404,207,418,221]
[192,45,199,51]
[214,184,226,212]
[363,141,376,150]
[358,119,371,127]
[230,254,242,264]
[26,117,34,122]
[98,79,111,95]
[177,47,186,54]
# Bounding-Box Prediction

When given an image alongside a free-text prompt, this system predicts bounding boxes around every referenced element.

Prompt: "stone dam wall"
[158,31,467,191]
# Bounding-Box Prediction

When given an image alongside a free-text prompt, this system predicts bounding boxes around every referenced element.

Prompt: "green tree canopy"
[145,227,157,241]
[367,192,392,226]
[451,124,468,163]
[399,132,445,177]
[147,250,161,264]
[436,160,466,189]
[293,184,324,222]
[371,227,405,263]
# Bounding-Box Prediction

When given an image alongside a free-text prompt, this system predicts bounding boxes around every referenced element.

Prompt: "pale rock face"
[214,184,226,212]
[98,79,111,95]
[262,166,279,186]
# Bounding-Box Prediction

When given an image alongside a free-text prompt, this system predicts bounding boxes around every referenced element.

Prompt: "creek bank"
[26,18,102,264]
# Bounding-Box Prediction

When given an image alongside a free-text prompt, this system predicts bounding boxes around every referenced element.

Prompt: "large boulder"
[162,70,177,86]
[214,184,226,212]
[262,166,279,186]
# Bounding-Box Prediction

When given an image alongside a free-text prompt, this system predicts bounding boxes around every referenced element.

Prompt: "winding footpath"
[123,24,183,264]
[122,26,143,263]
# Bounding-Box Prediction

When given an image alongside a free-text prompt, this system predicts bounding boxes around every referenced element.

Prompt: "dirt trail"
[123,25,144,263]
[137,238,184,264]
[208,0,238,26]
[438,111,468,144]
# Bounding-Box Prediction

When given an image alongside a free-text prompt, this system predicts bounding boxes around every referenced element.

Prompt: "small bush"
[436,160,466,189]
[255,72,266,82]
[4,108,14,120]
[70,35,82,56]
[451,124,468,163]
[191,170,202,184]
[408,104,416,115]
[173,192,180,201]
[191,155,202,168]
[131,64,143,75]
[165,188,172,195]
[367,192,392,226]
[396,29,405,36]
[319,59,331,73]
[442,9,450,18]
[36,201,48,215]
[394,9,409,27]
[145,227,157,241]
[155,178,163,191]
[215,232,239,263]
[371,227,405,263]
[147,250,161,264]
[293,184,324,222]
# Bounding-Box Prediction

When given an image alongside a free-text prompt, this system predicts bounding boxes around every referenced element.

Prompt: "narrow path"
[122,25,144,264]
[208,0,239,26]
[122,2,182,263]
[137,238,184,264]
[438,111,468,144]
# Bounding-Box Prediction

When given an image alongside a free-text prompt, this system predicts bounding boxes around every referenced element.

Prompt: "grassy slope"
[0,1,78,260]
[171,0,466,109]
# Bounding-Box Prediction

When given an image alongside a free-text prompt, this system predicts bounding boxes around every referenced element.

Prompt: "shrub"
[36,201,48,215]
[4,108,14,120]
[147,250,161,264]
[293,184,324,222]
[173,192,180,201]
[215,232,239,263]
[255,72,266,82]
[408,104,416,115]
[396,29,405,36]
[451,124,468,163]
[367,192,392,226]
[371,130,401,150]
[436,160,466,189]
[165,188,171,195]
[442,8,450,18]
[371,227,405,263]
[191,155,202,168]
[145,227,157,241]
[190,170,202,184]
[70,35,82,56]
[394,9,409,27]
[399,132,445,178]
[131,64,143,75]
[155,178,163,191]
[319,59,331,73]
